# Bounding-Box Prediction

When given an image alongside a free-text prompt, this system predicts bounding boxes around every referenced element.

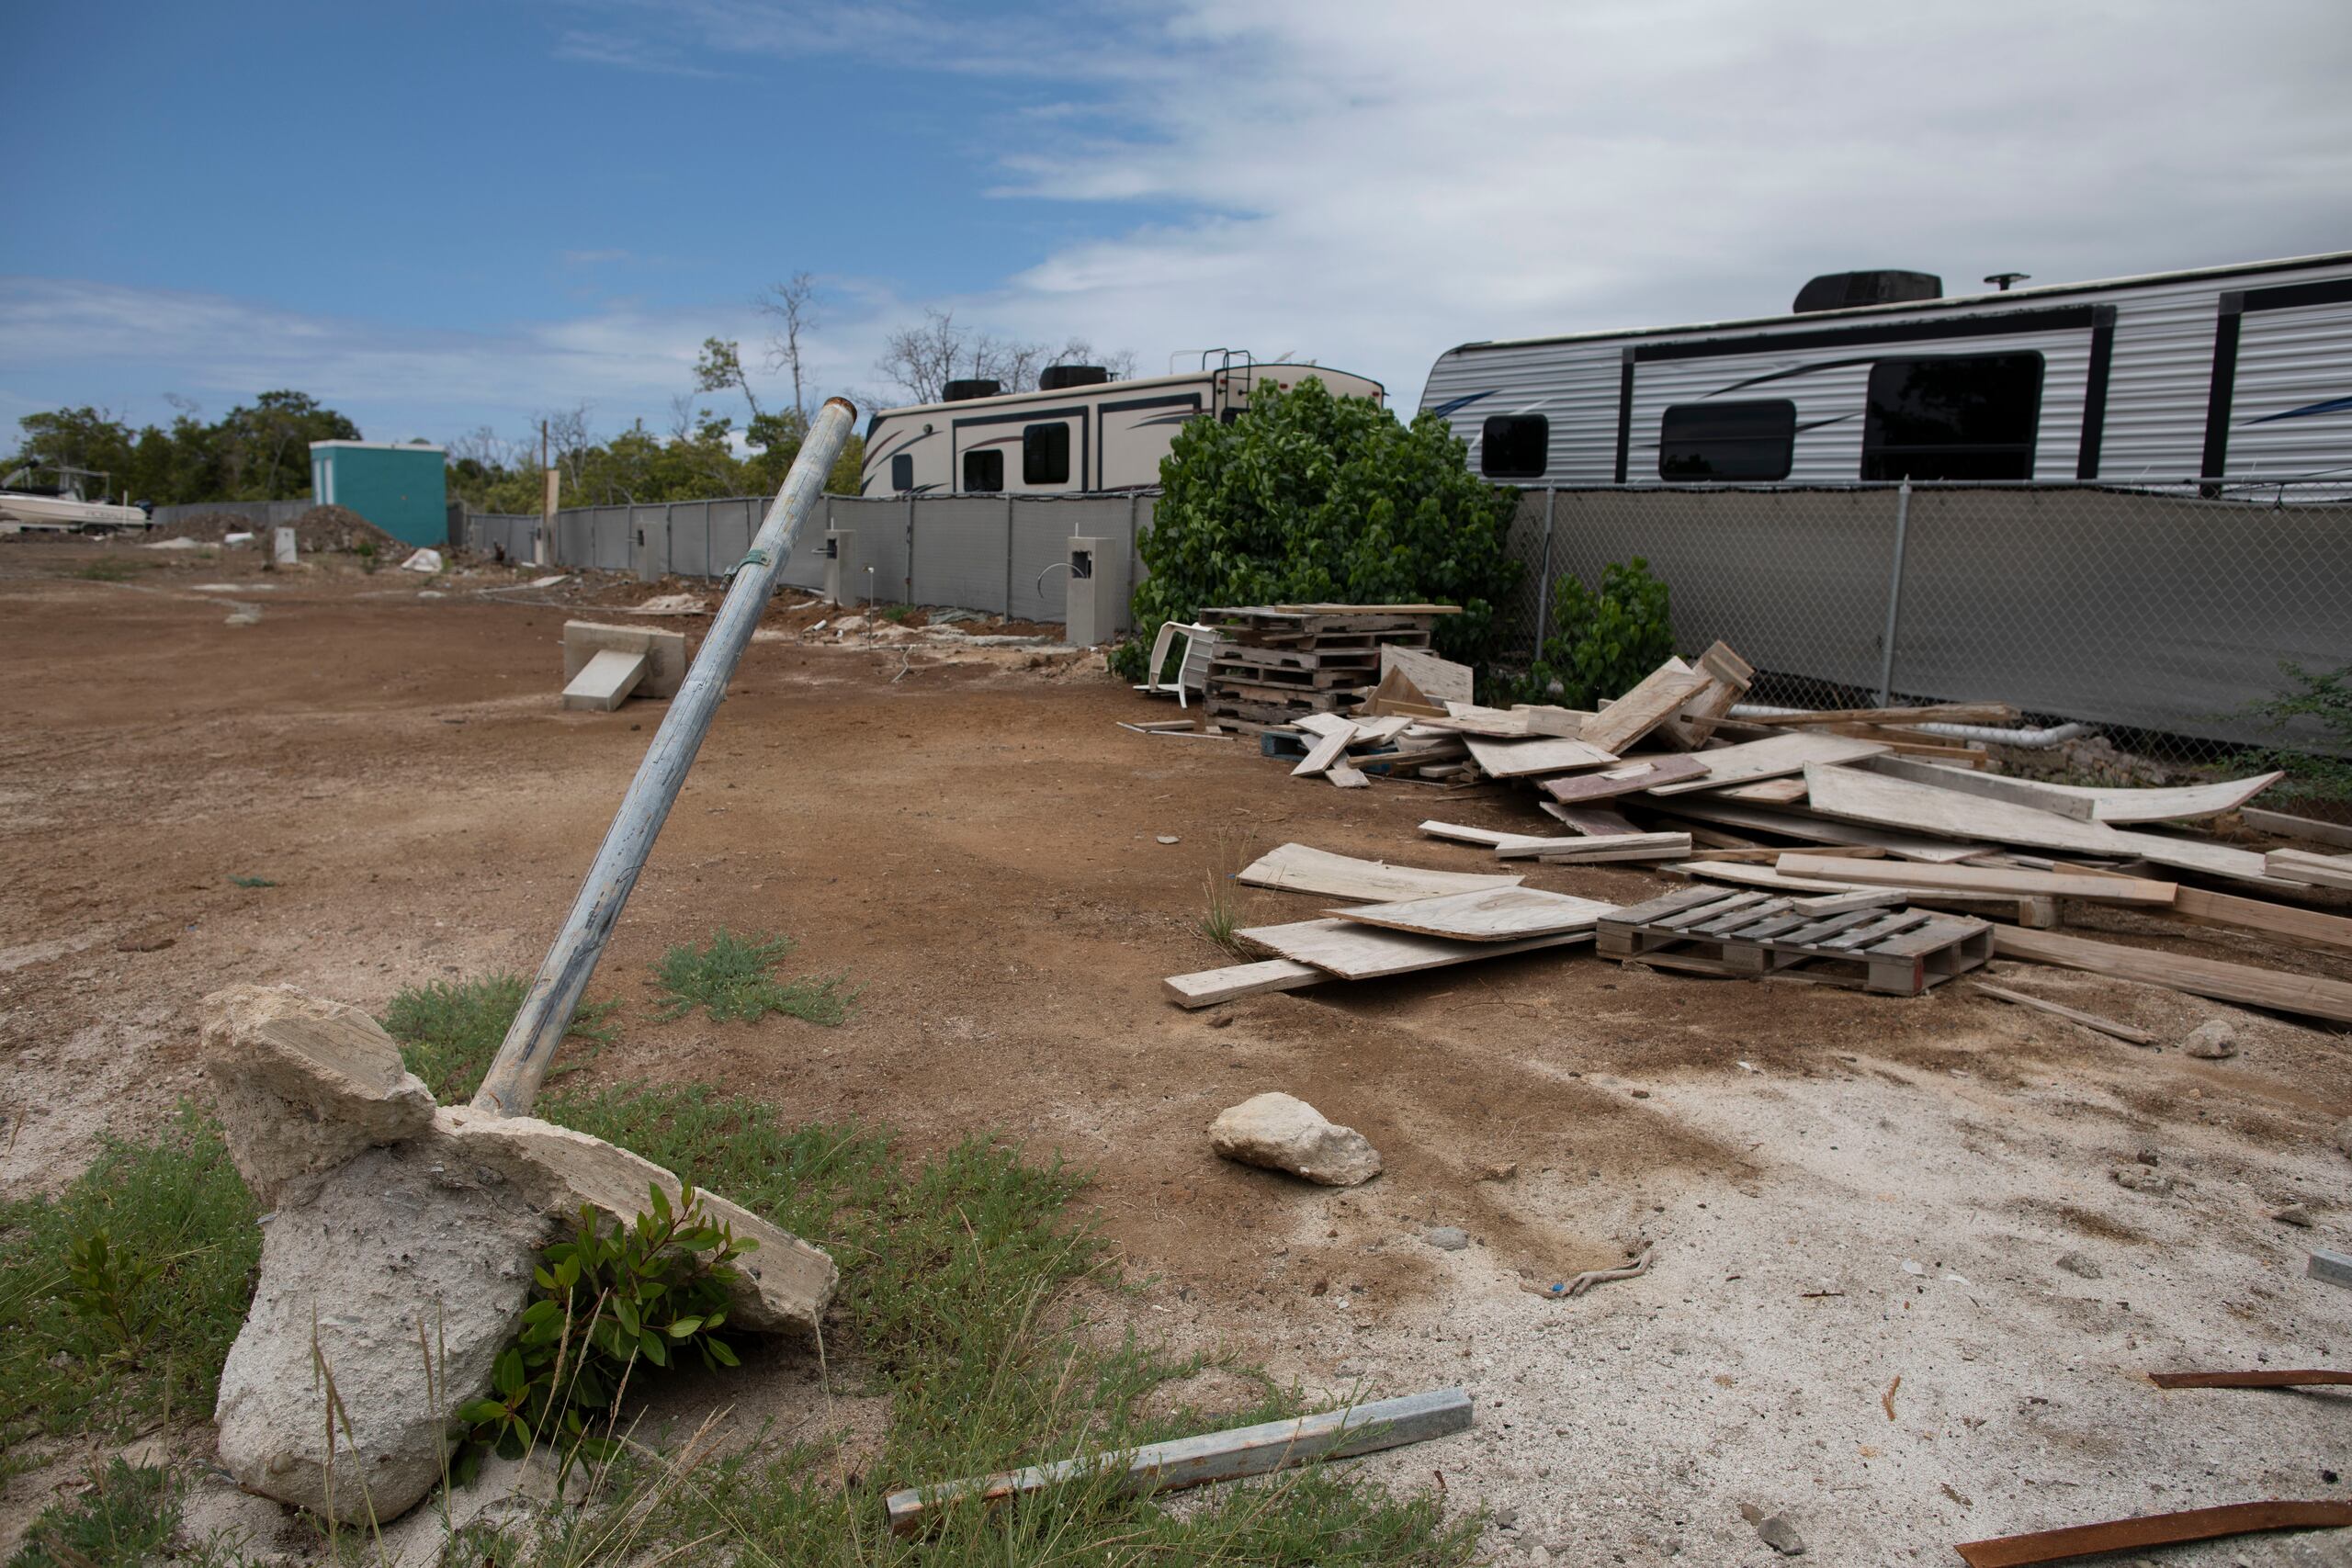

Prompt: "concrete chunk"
[562,620,686,698]
[200,984,435,1208]
[1209,1092,1382,1187]
[560,647,650,711]
[429,1108,837,1336]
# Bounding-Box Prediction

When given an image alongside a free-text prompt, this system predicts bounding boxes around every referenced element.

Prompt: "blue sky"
[5,1,2349,454]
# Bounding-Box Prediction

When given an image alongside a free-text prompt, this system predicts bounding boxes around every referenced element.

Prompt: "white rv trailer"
[1419,253,2352,488]
[858,355,1385,496]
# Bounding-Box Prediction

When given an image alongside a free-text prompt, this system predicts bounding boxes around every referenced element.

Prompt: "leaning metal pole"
[474,396,857,1116]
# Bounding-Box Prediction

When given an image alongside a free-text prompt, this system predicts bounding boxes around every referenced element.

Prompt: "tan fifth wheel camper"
[859,355,1384,496]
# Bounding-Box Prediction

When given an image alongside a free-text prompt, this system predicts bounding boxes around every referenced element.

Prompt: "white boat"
[0,466,150,532]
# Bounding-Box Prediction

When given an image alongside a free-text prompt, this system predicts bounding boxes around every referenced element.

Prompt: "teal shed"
[307,441,447,546]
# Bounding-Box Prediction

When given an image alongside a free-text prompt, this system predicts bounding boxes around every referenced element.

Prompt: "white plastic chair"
[1135,620,1221,708]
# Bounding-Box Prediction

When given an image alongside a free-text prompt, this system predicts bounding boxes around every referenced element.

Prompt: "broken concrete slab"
[213,1140,549,1524]
[1209,1093,1382,1186]
[560,647,649,712]
[428,1107,837,1336]
[561,620,687,699]
[200,984,435,1209]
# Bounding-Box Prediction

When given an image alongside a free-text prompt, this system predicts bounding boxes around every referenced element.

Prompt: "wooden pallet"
[1596,886,1992,996]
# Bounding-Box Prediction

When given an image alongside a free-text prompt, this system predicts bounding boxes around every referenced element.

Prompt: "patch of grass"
[1198,830,1256,959]
[0,1108,260,1453]
[649,929,854,1026]
[876,603,919,624]
[226,874,275,889]
[2234,659,2352,802]
[5,1461,178,1568]
[73,557,153,582]
[380,974,615,1102]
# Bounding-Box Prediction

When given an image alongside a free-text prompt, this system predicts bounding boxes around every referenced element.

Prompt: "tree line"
[6,276,1138,513]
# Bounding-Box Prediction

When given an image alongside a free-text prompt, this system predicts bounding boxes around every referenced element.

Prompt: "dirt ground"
[3,534,2348,1565]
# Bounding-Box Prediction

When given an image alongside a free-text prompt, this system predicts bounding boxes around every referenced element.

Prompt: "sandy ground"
[1,534,2347,1565]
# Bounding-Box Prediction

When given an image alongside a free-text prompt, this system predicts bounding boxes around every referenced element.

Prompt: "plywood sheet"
[1379,644,1472,706]
[1776,853,2177,905]
[1238,917,1588,980]
[1580,662,1708,755]
[1462,734,1618,779]
[1650,796,1991,862]
[1238,843,1522,902]
[1886,759,2282,824]
[1540,754,1709,804]
[1645,732,1886,795]
[1327,886,1620,942]
[1163,958,1324,1008]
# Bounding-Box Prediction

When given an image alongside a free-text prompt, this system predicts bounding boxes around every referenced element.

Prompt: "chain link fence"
[1501,480,2352,768]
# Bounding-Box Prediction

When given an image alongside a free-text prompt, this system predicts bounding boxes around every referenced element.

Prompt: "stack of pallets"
[1197,604,1452,730]
[1596,886,1993,996]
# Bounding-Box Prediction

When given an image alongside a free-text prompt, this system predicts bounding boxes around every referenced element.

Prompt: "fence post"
[706,503,714,580]
[1128,492,1140,635]
[1878,479,1912,704]
[1004,497,1017,616]
[1535,487,1556,654]
[905,495,916,605]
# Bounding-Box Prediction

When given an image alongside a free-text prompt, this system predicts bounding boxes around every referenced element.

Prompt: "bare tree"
[756,272,818,423]
[666,393,700,444]
[874,311,1140,405]
[693,338,763,423]
[541,404,594,491]
[448,424,519,472]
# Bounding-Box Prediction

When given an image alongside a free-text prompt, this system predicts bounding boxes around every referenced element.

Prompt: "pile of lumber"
[1198,604,1457,729]
[1154,623,2352,1023]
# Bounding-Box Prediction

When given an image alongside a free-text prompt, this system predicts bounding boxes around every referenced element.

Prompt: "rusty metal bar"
[473,397,857,1116]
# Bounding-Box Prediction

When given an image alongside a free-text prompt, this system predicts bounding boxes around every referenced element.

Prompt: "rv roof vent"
[944,378,1001,402]
[1039,364,1110,391]
[1792,270,1942,314]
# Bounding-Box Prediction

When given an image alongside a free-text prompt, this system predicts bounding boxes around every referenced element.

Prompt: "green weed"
[72,557,153,582]
[5,1461,178,1568]
[876,603,919,624]
[379,974,614,1102]
[649,929,854,1026]
[2235,659,2352,801]
[0,1108,259,1451]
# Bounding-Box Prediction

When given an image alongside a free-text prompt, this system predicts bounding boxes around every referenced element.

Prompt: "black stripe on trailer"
[2200,276,2352,481]
[2076,306,2118,479]
[1093,392,1203,489]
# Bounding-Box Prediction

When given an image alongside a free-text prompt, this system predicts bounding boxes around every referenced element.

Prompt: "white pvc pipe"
[1728,705,2092,750]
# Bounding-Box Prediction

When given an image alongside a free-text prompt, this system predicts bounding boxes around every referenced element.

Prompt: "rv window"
[1480,414,1548,478]
[1861,354,2043,480]
[1023,422,1070,486]
[963,448,1004,492]
[1658,400,1795,480]
[889,453,914,491]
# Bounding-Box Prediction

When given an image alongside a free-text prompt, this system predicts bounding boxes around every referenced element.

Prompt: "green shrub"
[650,929,854,1026]
[380,974,614,1102]
[457,1185,747,1481]
[1118,378,1520,682]
[1514,557,1676,708]
[2237,660,2352,800]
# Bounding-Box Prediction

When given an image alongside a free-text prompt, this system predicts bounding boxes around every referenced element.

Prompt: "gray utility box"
[822,528,855,606]
[1063,535,1129,646]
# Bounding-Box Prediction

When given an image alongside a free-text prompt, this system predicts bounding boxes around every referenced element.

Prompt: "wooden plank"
[1540,754,1710,805]
[2166,883,2352,954]
[1326,763,1371,789]
[1761,701,2018,728]
[2267,848,2352,890]
[1820,909,1935,951]
[1238,843,1522,902]
[1792,888,1909,916]
[886,1387,1475,1537]
[1498,831,1692,863]
[1970,981,2156,1044]
[1238,917,1589,979]
[1379,644,1472,705]
[1874,756,2284,824]
[1653,795,1992,861]
[1665,860,2057,919]
[1540,802,1643,836]
[1775,853,2178,906]
[1364,664,1444,718]
[1163,959,1324,1009]
[1463,734,1619,779]
[1866,913,1982,958]
[560,648,649,712]
[1657,640,1754,750]
[1803,763,2285,885]
[1645,732,1888,795]
[1419,819,1560,852]
[1579,662,1710,755]
[1326,886,1620,942]
[1291,727,1357,778]
[1657,890,1770,930]
[1714,777,1808,805]
[1774,907,1895,946]
[1294,712,1359,739]
[1954,1501,2352,1568]
[1992,926,2352,1024]
[2244,806,2352,849]
[1607,886,1736,924]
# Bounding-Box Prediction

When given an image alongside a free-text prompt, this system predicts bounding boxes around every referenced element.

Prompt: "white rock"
[200,984,435,1208]
[2182,1019,2237,1059]
[1208,1093,1382,1186]
[399,547,443,573]
[831,615,868,634]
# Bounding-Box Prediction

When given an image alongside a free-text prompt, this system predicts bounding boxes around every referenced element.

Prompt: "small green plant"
[876,602,918,624]
[6,1461,178,1568]
[0,1107,260,1451]
[456,1184,747,1480]
[650,929,854,1026]
[1197,831,1255,959]
[2236,660,2352,801]
[1514,557,1676,708]
[381,974,615,1102]
[227,874,275,888]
